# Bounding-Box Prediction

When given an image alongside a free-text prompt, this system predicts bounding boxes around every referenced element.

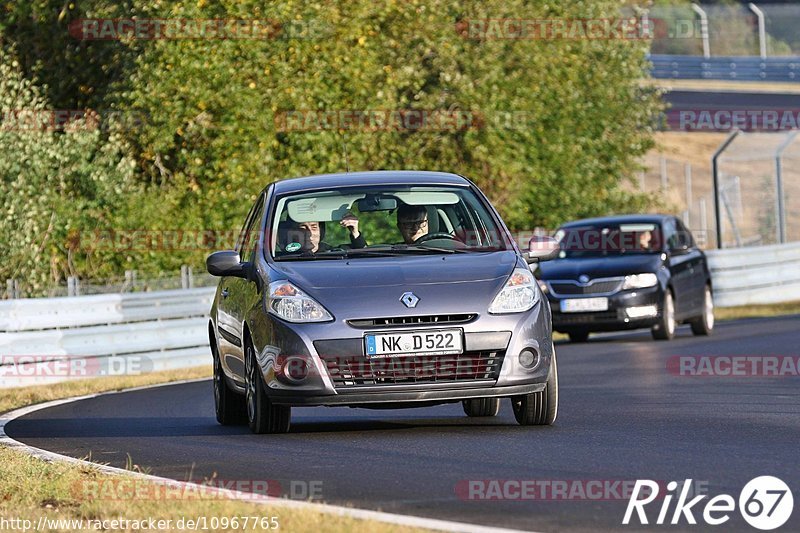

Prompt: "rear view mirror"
[356,195,398,212]
[207,250,248,278]
[524,236,560,264]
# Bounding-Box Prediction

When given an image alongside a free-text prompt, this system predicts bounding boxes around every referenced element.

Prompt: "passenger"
[639,230,653,251]
[397,204,430,244]
[295,213,366,253]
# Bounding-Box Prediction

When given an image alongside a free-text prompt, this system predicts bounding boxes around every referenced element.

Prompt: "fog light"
[626,305,658,319]
[276,355,310,384]
[519,348,540,369]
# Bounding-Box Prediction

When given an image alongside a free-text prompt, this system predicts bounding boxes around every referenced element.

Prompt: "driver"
[397,204,429,244]
[638,230,653,251]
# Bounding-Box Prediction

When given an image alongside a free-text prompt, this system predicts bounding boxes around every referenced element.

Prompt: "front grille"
[548,279,622,295]
[321,351,504,388]
[552,310,622,324]
[347,314,476,328]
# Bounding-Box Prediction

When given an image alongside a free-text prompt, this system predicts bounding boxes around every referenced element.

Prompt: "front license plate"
[560,297,609,313]
[365,329,463,358]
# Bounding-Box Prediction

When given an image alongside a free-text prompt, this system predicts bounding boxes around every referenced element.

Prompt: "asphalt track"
[6,316,800,532]
[664,90,800,110]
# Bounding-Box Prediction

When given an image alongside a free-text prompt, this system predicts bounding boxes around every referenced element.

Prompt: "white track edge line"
[0,378,539,533]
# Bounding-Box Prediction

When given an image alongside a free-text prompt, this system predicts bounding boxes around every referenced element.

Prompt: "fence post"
[712,130,741,248]
[699,197,708,247]
[660,156,668,191]
[748,3,767,59]
[6,279,17,299]
[181,265,189,290]
[67,276,80,297]
[188,266,194,289]
[691,4,711,59]
[684,163,692,227]
[775,131,799,244]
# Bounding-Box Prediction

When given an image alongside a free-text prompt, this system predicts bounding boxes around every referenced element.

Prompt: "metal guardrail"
[0,287,216,388]
[1,242,799,388]
[650,54,800,81]
[705,241,800,307]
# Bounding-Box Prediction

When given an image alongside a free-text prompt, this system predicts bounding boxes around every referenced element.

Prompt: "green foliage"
[1,0,664,292]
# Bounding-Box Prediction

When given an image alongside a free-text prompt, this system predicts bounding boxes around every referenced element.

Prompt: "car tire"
[511,349,558,426]
[212,338,246,425]
[568,331,589,343]
[245,340,291,434]
[690,284,714,336]
[462,398,500,417]
[651,289,676,341]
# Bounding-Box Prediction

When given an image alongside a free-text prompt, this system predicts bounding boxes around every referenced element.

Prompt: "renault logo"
[400,292,419,308]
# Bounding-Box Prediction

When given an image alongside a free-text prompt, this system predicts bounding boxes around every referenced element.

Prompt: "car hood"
[538,253,663,280]
[270,252,518,316]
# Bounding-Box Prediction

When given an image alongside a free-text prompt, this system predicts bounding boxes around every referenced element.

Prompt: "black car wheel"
[568,331,590,343]
[511,350,558,426]
[245,340,291,434]
[652,289,676,341]
[690,284,714,336]
[212,338,246,425]
[462,398,500,417]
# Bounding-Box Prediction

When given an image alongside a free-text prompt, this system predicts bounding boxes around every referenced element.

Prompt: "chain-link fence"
[641,131,800,250]
[640,153,715,248]
[3,265,218,299]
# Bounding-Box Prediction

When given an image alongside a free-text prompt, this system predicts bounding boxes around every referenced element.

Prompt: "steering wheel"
[414,232,456,243]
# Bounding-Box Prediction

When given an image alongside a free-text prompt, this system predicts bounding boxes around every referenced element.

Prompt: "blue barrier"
[650,54,800,81]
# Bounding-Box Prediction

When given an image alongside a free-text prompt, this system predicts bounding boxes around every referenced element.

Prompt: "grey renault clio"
[206,171,560,433]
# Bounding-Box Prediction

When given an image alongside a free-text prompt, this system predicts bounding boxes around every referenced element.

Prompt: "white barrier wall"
[1,242,798,388]
[0,287,216,388]
[705,242,800,307]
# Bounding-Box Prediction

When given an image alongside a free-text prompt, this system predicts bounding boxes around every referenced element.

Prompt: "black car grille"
[347,314,476,328]
[321,351,504,388]
[548,280,622,295]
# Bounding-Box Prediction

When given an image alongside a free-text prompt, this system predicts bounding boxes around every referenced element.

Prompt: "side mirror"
[207,250,249,278]
[524,236,560,264]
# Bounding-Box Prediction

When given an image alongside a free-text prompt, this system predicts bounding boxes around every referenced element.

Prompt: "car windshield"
[269,185,509,260]
[554,222,663,258]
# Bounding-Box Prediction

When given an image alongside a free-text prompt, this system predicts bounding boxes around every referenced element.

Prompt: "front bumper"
[548,285,664,333]
[248,301,553,407]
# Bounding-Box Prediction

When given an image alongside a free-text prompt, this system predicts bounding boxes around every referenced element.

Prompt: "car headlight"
[622,273,658,290]
[268,281,333,323]
[489,268,539,314]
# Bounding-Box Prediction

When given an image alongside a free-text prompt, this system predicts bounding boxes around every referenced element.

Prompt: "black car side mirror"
[524,236,560,264]
[207,250,250,278]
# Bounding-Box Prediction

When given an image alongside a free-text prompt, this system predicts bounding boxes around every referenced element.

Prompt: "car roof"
[558,214,675,229]
[268,170,470,194]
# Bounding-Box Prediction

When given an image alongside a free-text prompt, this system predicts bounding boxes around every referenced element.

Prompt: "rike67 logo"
[623,477,793,530]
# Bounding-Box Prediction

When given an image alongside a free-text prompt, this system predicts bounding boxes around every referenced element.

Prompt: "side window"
[237,195,265,260]
[663,219,678,250]
[675,219,696,248]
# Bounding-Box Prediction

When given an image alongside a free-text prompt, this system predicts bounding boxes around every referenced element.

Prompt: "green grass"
[1,367,430,533]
